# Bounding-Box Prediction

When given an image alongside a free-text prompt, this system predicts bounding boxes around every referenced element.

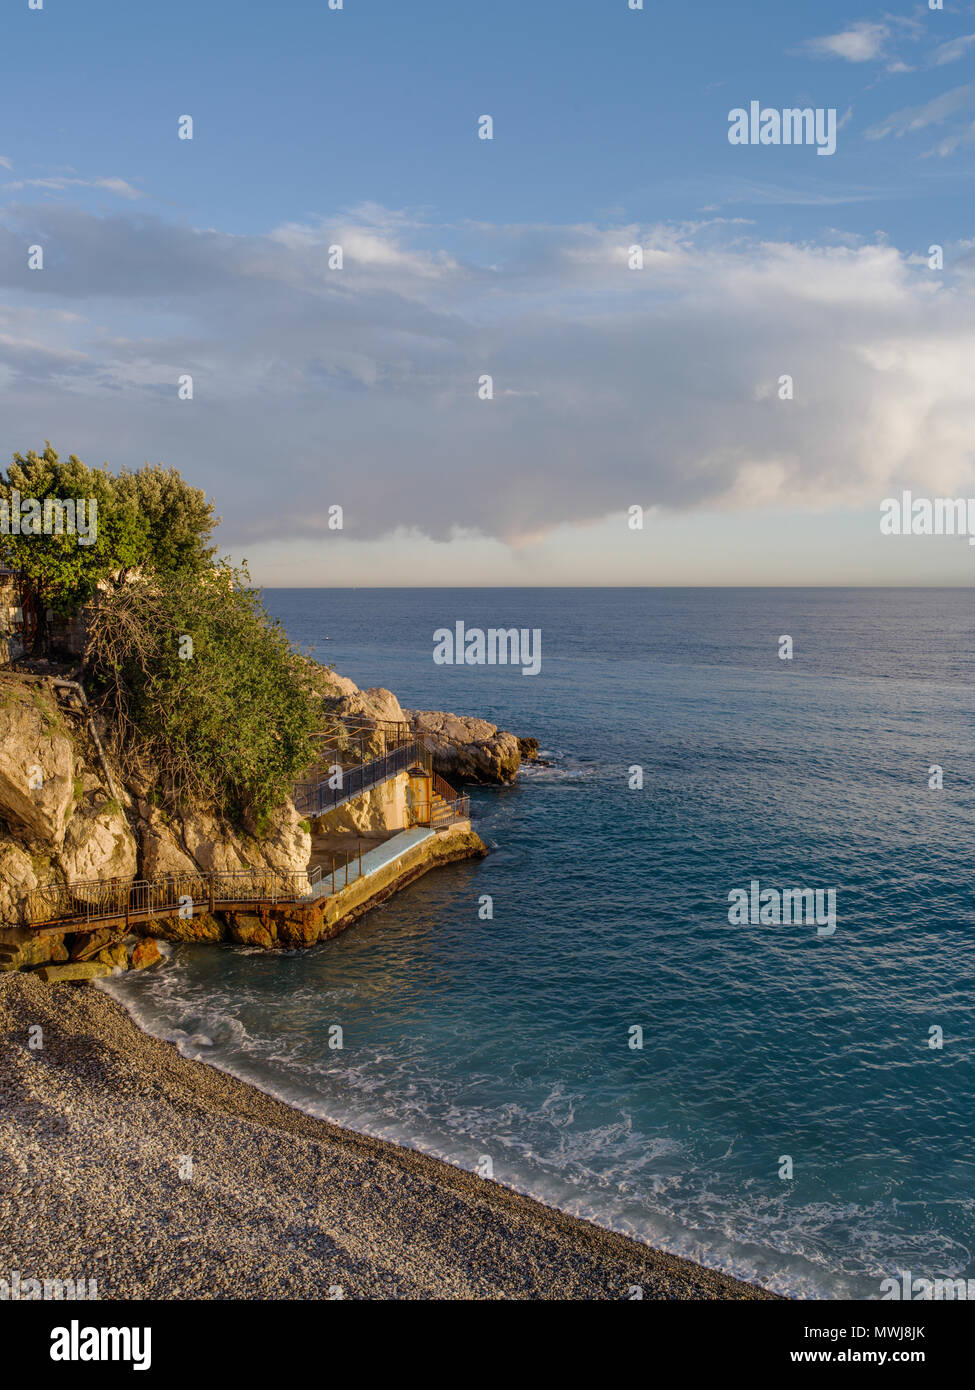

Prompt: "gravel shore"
[0,974,778,1300]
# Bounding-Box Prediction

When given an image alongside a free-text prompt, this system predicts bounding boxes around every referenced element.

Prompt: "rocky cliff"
[0,661,515,965]
[0,676,310,955]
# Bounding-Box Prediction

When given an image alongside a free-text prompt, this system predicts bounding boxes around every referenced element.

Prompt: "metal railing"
[432,772,455,803]
[429,773,470,828]
[317,844,365,897]
[431,793,470,829]
[294,738,432,818]
[26,866,323,932]
[306,718,414,771]
[405,777,471,830]
[298,716,480,829]
[24,812,472,932]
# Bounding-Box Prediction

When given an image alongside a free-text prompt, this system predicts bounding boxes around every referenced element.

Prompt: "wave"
[96,959,956,1302]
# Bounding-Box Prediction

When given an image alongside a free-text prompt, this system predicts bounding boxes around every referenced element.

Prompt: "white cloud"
[0,205,973,555]
[921,120,975,160]
[2,175,143,199]
[800,22,890,62]
[932,34,975,67]
[867,84,975,142]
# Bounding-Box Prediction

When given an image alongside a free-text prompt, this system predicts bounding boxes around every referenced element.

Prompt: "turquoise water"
[105,589,975,1298]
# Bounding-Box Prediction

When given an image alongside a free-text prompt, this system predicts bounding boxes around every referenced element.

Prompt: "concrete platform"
[309,827,435,899]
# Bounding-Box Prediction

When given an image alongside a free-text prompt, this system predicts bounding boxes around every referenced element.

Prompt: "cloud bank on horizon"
[1,0,973,584]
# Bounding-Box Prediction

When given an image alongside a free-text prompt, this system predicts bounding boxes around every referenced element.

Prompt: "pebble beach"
[0,974,776,1301]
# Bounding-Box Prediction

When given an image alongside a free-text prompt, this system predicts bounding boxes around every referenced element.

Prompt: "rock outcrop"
[179,808,250,875]
[59,803,138,884]
[323,679,407,728]
[131,937,162,970]
[0,925,68,972]
[407,710,521,785]
[243,801,311,876]
[0,682,75,845]
[131,794,312,883]
[137,806,200,879]
[0,663,496,967]
[0,679,312,954]
[314,665,530,786]
[0,845,39,927]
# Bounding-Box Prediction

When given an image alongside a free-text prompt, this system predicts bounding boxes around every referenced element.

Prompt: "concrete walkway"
[308,827,434,900]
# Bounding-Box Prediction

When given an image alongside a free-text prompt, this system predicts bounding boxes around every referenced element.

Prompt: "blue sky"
[2,0,975,584]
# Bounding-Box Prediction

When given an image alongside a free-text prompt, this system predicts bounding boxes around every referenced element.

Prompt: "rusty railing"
[294,739,432,818]
[25,866,323,933]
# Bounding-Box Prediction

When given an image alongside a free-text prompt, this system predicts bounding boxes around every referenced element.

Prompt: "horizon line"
[255,583,975,591]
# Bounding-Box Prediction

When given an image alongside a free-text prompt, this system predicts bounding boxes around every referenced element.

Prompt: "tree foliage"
[112,464,219,579]
[0,444,219,615]
[85,566,319,818]
[4,445,313,821]
[0,446,141,615]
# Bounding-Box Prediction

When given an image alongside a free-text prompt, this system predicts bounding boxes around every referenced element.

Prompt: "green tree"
[112,464,219,579]
[0,446,220,617]
[0,445,144,616]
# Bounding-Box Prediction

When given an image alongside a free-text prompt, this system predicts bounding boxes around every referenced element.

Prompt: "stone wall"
[311,769,413,835]
[0,678,311,942]
[0,572,24,665]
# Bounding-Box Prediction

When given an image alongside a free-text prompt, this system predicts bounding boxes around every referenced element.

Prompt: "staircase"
[293,735,470,829]
[293,737,431,818]
[428,773,468,828]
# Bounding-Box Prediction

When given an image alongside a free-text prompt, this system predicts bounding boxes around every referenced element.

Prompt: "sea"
[103,588,975,1299]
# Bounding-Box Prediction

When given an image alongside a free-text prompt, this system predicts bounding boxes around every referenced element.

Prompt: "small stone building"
[0,567,87,665]
[0,567,25,665]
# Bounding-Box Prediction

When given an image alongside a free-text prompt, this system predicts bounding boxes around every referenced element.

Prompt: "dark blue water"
[106,589,975,1298]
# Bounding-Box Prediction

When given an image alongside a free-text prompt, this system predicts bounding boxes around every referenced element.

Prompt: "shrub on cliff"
[85,566,318,819]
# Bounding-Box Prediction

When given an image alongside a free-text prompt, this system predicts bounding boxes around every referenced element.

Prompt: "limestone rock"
[322,680,406,727]
[179,809,249,874]
[148,912,223,944]
[137,806,199,879]
[409,710,521,784]
[275,912,322,949]
[225,913,275,949]
[316,665,527,785]
[96,942,128,970]
[361,687,407,724]
[246,800,311,875]
[0,926,66,971]
[318,685,409,760]
[315,778,405,835]
[0,683,74,845]
[0,844,39,928]
[59,804,138,885]
[35,961,111,982]
[131,937,162,970]
[70,927,116,962]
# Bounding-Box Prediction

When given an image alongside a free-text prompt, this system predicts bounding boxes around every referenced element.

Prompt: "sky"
[2,0,975,585]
